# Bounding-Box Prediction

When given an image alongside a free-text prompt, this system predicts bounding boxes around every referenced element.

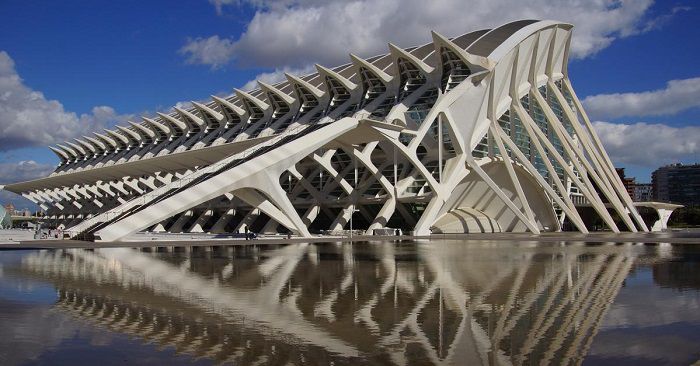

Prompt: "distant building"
[3,203,16,216]
[652,163,700,205]
[633,183,653,202]
[615,168,636,198]
[0,205,11,229]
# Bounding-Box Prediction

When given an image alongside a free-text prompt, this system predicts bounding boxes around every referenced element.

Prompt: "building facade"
[0,20,647,241]
[652,163,700,205]
[0,205,11,229]
[615,168,636,199]
[633,183,653,202]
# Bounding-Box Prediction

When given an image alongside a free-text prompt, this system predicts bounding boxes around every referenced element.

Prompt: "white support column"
[489,122,538,226]
[210,208,235,233]
[492,123,588,233]
[168,210,194,233]
[553,81,648,231]
[652,208,674,232]
[330,205,354,232]
[188,209,213,233]
[513,101,620,232]
[533,88,636,232]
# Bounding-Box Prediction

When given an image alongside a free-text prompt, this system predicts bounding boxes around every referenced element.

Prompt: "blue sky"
[0,0,699,208]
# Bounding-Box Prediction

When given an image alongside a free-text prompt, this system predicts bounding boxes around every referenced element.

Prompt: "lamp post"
[350,149,358,240]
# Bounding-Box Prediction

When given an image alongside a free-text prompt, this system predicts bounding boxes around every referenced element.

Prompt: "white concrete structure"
[1,20,648,241]
[0,204,11,229]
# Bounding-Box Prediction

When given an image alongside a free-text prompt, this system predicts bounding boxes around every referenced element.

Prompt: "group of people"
[34,228,63,240]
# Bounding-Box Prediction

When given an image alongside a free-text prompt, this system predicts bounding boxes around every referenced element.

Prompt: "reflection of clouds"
[587,267,700,365]
[601,283,700,328]
[587,326,700,365]
[0,301,80,366]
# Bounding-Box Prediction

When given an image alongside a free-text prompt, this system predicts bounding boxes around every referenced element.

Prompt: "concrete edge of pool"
[1,231,699,250]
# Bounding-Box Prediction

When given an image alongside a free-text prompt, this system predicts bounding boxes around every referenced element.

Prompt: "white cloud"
[0,51,131,152]
[0,160,55,185]
[593,121,700,167]
[0,160,56,209]
[179,35,237,69]
[184,0,656,70]
[583,77,700,120]
[241,65,315,91]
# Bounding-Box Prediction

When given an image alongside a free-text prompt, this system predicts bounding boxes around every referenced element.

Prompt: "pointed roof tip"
[314,63,328,71]
[349,52,393,83]
[388,42,435,73]
[211,95,246,116]
[256,80,272,89]
[257,80,296,104]
[233,87,257,99]
[431,30,449,42]
[285,72,324,98]
[191,100,211,109]
[49,145,69,159]
[315,63,357,91]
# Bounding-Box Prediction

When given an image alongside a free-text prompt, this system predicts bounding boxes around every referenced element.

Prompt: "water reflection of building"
[18,242,638,365]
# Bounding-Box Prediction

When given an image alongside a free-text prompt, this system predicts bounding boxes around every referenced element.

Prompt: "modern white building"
[0,205,11,229]
[0,20,649,241]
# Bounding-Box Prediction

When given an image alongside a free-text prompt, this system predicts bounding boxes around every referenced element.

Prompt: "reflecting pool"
[0,240,699,365]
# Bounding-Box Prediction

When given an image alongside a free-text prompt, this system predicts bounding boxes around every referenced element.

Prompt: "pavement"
[0,229,698,250]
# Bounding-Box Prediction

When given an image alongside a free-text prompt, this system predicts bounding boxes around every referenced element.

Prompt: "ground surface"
[0,228,698,250]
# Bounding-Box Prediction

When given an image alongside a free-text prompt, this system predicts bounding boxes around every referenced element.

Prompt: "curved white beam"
[174,107,205,127]
[49,146,70,163]
[105,129,130,147]
[349,53,393,84]
[192,101,224,123]
[233,89,270,111]
[156,112,188,133]
[84,136,106,151]
[431,31,495,71]
[75,138,96,155]
[258,81,296,105]
[315,64,358,92]
[388,43,435,75]
[142,117,171,135]
[211,95,247,118]
[128,121,156,140]
[285,73,325,99]
[65,141,86,158]
[116,125,142,143]
[94,132,117,149]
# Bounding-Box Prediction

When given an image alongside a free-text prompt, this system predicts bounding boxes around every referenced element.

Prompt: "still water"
[0,240,698,365]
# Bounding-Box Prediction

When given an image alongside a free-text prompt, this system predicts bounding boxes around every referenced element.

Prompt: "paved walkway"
[1,229,698,250]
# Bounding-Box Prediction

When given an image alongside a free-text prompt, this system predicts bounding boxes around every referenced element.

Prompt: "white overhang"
[3,135,275,193]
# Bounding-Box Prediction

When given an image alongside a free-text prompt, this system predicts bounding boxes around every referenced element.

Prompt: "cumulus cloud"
[184,0,656,70]
[179,35,237,69]
[0,51,130,152]
[0,160,55,185]
[0,160,56,209]
[593,121,700,167]
[583,77,700,120]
